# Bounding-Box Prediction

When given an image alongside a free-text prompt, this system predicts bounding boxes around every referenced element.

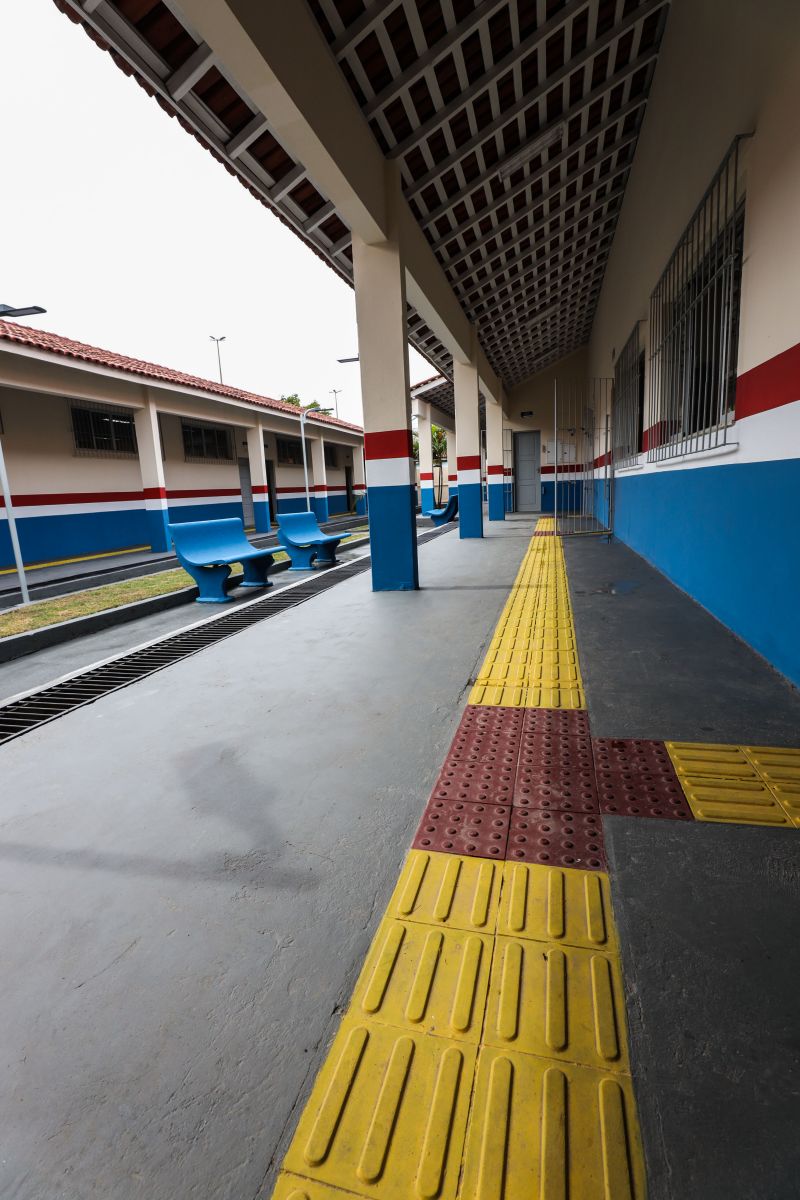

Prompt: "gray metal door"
[514,430,540,512]
[238,458,254,527]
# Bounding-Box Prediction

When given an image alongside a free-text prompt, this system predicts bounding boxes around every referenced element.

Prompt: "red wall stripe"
[3,490,146,507]
[735,340,800,420]
[487,464,504,476]
[457,454,481,471]
[419,471,434,481]
[364,428,414,460]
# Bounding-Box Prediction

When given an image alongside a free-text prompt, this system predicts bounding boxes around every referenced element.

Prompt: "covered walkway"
[1,520,798,1198]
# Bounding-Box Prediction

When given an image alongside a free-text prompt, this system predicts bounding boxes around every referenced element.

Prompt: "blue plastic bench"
[428,494,459,527]
[169,518,277,603]
[277,512,350,571]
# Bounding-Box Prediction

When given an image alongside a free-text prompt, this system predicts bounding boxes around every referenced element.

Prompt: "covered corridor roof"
[54,0,670,389]
[0,320,364,432]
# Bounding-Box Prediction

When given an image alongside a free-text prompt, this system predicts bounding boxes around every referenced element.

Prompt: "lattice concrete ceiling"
[55,0,669,389]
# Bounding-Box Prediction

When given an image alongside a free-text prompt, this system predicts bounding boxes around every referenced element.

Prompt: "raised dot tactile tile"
[497,862,619,953]
[458,1047,646,1200]
[350,917,492,1042]
[507,809,606,870]
[386,850,501,933]
[431,759,515,806]
[514,748,599,811]
[593,737,692,820]
[483,936,629,1071]
[413,799,510,860]
[282,1017,476,1200]
[524,706,591,737]
[592,737,676,775]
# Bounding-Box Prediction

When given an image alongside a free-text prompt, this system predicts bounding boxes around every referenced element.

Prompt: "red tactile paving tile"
[413,799,510,859]
[506,809,606,870]
[514,753,599,811]
[596,771,694,820]
[520,732,594,758]
[523,708,591,738]
[446,714,522,767]
[592,738,675,776]
[458,705,525,735]
[432,759,515,806]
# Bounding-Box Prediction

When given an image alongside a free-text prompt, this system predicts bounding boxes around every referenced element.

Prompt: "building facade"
[0,323,366,568]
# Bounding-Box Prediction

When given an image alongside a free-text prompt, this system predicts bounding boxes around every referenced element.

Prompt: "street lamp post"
[209,335,226,383]
[329,388,341,419]
[0,300,46,604]
[299,407,334,512]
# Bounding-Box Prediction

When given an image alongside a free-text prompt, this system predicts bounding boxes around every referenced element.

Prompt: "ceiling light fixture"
[497,123,566,182]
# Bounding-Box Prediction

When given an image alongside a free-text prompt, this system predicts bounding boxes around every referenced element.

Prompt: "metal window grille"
[72,403,137,457]
[181,420,234,463]
[648,138,747,461]
[276,436,304,466]
[613,324,644,469]
[324,443,338,469]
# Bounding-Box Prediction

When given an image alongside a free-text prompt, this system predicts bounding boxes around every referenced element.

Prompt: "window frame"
[181,420,234,464]
[71,402,138,458]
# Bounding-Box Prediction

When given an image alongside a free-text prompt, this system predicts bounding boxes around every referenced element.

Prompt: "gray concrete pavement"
[0,519,530,1200]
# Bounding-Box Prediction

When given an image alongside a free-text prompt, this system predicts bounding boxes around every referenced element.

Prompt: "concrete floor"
[0,519,529,1200]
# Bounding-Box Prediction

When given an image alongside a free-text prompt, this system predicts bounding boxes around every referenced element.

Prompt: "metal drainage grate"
[0,524,454,747]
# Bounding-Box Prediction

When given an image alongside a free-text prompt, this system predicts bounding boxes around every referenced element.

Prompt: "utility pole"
[329,388,341,419]
[209,335,226,383]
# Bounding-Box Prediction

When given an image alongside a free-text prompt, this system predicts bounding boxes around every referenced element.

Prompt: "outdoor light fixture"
[209,334,226,384]
[337,355,359,363]
[0,302,46,318]
[497,123,565,181]
[0,299,46,604]
[299,405,334,512]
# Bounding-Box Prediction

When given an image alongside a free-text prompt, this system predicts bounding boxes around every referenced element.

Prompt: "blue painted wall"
[1,508,150,568]
[168,502,245,526]
[613,458,800,687]
[540,480,584,512]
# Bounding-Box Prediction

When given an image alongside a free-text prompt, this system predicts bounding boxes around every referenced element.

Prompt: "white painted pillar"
[353,230,418,590]
[309,436,329,522]
[246,422,270,532]
[453,357,483,538]
[485,398,505,521]
[415,400,435,513]
[134,394,170,552]
[352,443,367,514]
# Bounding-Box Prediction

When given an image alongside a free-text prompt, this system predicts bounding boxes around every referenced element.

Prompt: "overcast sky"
[0,0,434,426]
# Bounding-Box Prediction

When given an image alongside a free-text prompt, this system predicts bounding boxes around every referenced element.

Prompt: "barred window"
[181,421,233,462]
[324,443,338,469]
[72,405,137,456]
[613,325,645,469]
[276,437,303,465]
[648,138,746,461]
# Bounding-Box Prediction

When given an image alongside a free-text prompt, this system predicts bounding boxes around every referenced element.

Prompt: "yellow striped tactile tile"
[667,740,800,827]
[271,856,646,1199]
[270,532,646,1200]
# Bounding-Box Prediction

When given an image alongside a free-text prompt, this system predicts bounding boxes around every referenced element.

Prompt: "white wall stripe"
[365,457,415,488]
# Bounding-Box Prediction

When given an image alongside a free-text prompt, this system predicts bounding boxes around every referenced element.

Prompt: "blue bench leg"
[240,558,273,588]
[314,539,341,566]
[284,544,317,571]
[190,563,233,603]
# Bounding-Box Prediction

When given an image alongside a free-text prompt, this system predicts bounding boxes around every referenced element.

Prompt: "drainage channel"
[0,525,453,747]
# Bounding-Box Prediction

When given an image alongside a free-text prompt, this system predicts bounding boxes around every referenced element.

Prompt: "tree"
[304,400,322,410]
[281,393,302,407]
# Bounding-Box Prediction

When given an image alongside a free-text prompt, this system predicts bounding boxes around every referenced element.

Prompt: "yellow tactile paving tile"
[350,917,492,1043]
[468,682,528,707]
[771,784,800,825]
[677,775,792,826]
[743,745,800,784]
[282,1018,476,1200]
[272,1177,353,1200]
[386,850,502,933]
[665,742,757,779]
[483,937,629,1072]
[497,863,620,953]
[458,1047,646,1200]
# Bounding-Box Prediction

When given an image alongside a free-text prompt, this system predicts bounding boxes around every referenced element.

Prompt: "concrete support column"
[416,400,434,513]
[352,445,367,515]
[309,437,329,523]
[246,423,271,532]
[485,399,505,521]
[453,358,483,539]
[353,231,418,591]
[134,395,170,552]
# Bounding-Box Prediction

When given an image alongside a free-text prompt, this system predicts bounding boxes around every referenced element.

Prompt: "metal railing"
[552,377,613,535]
[613,324,643,469]
[647,137,747,461]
